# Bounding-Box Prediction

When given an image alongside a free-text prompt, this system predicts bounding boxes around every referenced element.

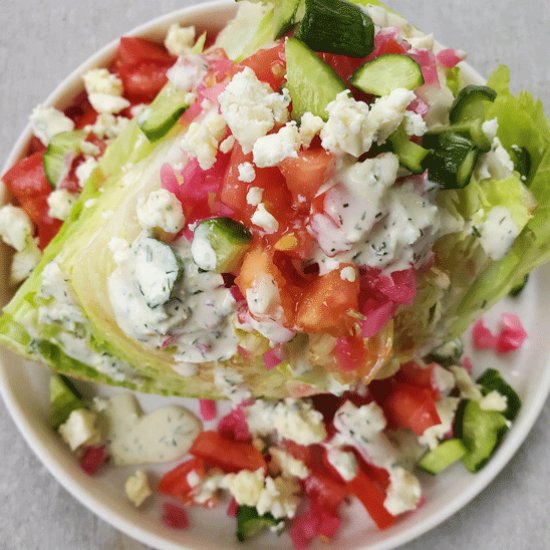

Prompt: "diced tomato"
[74,103,98,129]
[334,335,368,372]
[189,431,267,473]
[239,43,286,91]
[397,361,439,400]
[2,152,62,248]
[382,382,441,436]
[158,457,206,503]
[290,500,342,550]
[321,52,368,81]
[278,146,335,208]
[115,37,175,102]
[161,503,189,530]
[304,472,348,513]
[347,469,395,530]
[296,265,360,336]
[79,445,109,476]
[27,136,46,155]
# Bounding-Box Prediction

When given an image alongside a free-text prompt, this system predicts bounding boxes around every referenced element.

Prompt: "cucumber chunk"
[273,0,302,38]
[50,374,84,429]
[133,237,183,308]
[295,0,374,57]
[418,438,468,475]
[139,83,190,142]
[43,130,85,188]
[509,274,529,298]
[236,505,279,542]
[389,126,429,174]
[285,37,347,120]
[477,369,522,421]
[422,129,479,189]
[426,338,464,367]
[192,217,252,273]
[450,85,497,125]
[351,54,424,96]
[455,400,508,473]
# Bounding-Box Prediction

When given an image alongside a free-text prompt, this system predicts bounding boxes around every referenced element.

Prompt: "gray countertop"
[0,0,549,548]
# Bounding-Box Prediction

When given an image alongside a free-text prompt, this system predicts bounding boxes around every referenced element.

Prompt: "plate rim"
[1,1,549,549]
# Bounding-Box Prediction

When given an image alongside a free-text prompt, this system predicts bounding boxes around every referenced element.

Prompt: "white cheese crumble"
[85,113,129,141]
[219,135,236,154]
[479,206,519,261]
[299,112,325,148]
[432,364,456,395]
[256,476,301,519]
[482,118,499,142]
[83,68,129,114]
[479,390,508,412]
[58,408,101,452]
[0,205,34,251]
[222,469,265,507]
[76,157,98,188]
[180,109,227,170]
[214,367,252,405]
[269,448,309,480]
[246,186,263,206]
[167,54,207,91]
[219,67,290,153]
[191,225,217,271]
[419,396,460,449]
[368,88,417,144]
[30,105,75,146]
[384,466,422,516]
[326,447,358,481]
[80,140,101,157]
[164,23,196,56]
[10,240,41,285]
[251,203,279,234]
[404,111,428,137]
[476,137,515,181]
[136,188,185,234]
[407,33,435,51]
[340,266,356,282]
[125,470,152,507]
[253,122,301,167]
[246,274,282,318]
[450,366,483,400]
[47,189,78,221]
[238,162,256,183]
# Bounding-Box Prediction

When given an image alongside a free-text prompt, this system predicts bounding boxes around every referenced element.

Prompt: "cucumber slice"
[418,438,467,475]
[455,400,508,473]
[43,130,85,188]
[426,338,464,367]
[236,505,279,542]
[351,54,424,96]
[389,126,429,174]
[192,217,252,274]
[133,237,183,308]
[285,37,347,121]
[295,0,374,57]
[273,0,302,38]
[450,85,497,125]
[50,374,84,429]
[477,369,522,421]
[509,274,529,298]
[139,83,190,142]
[422,129,479,189]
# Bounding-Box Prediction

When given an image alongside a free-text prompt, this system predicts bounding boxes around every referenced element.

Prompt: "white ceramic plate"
[1,2,549,549]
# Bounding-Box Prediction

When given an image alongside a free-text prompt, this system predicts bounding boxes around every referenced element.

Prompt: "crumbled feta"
[222,469,265,507]
[326,447,358,481]
[180,109,227,170]
[238,162,256,183]
[0,205,34,251]
[253,122,301,167]
[58,408,101,451]
[368,88,417,144]
[269,448,309,480]
[168,54,207,91]
[479,390,508,412]
[450,366,483,400]
[219,135,236,154]
[89,94,131,115]
[299,112,325,148]
[334,401,386,441]
[164,23,196,56]
[246,398,327,446]
[407,33,435,51]
[76,157,98,188]
[384,467,421,515]
[476,137,515,181]
[86,113,129,141]
[191,225,217,271]
[246,274,282,318]
[340,266,356,282]
[256,476,301,519]
[219,67,290,153]
[432,364,456,395]
[30,105,75,146]
[10,240,41,285]
[404,111,428,137]
[83,68,129,114]
[246,186,263,206]
[193,471,225,505]
[251,203,279,234]
[214,367,252,405]
[80,141,101,157]
[479,206,519,261]
[482,118,499,142]
[419,397,460,449]
[136,188,185,234]
[130,103,149,120]
[47,189,78,221]
[125,470,152,507]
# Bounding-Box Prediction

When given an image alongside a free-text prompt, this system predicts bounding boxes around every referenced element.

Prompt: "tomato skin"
[334,335,368,372]
[189,431,267,473]
[2,152,61,249]
[117,36,174,67]
[382,382,441,436]
[278,146,335,209]
[397,361,439,400]
[296,266,360,336]
[158,457,206,504]
[238,43,286,90]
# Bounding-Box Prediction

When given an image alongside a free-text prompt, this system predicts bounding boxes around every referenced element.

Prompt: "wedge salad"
[1,0,549,547]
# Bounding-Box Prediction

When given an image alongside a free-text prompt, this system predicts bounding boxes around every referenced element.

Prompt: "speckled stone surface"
[0,1,549,549]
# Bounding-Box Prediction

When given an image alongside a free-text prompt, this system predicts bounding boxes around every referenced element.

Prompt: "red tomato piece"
[161,503,189,530]
[80,445,109,476]
[397,361,439,400]
[296,265,360,336]
[304,472,348,513]
[158,457,206,503]
[334,335,368,372]
[321,52,368,81]
[278,146,335,208]
[238,42,286,91]
[2,152,62,248]
[27,136,46,155]
[382,382,441,436]
[117,36,175,67]
[347,469,395,530]
[189,431,267,473]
